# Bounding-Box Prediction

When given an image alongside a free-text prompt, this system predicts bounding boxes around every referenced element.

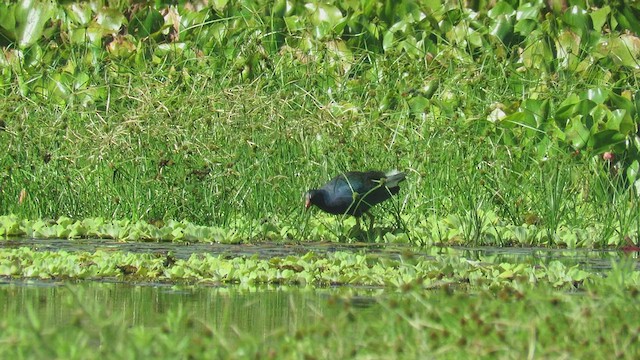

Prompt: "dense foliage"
[1,0,640,245]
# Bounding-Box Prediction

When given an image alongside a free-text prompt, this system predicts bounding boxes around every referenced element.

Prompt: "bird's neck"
[311,189,329,209]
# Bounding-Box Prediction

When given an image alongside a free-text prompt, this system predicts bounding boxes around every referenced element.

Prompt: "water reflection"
[457,246,639,271]
[0,280,381,339]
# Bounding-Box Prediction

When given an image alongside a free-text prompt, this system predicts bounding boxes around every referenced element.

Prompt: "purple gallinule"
[305,170,406,229]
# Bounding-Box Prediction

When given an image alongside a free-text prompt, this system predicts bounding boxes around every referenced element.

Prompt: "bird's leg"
[365,211,375,232]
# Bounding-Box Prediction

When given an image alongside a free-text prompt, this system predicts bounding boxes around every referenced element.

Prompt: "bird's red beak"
[304,193,312,209]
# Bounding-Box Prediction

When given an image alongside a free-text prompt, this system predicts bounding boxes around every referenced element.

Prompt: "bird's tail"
[384,170,406,188]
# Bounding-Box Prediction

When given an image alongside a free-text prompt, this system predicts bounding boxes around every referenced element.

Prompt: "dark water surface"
[0,237,636,271]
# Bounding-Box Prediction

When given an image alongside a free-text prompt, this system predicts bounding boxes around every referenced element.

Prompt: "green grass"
[1,1,639,247]
[1,54,637,245]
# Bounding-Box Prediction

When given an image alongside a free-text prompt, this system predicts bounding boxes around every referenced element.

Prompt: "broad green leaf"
[516,3,541,20]
[608,34,640,68]
[0,4,17,39]
[48,72,73,103]
[382,30,394,51]
[488,1,515,19]
[588,129,627,154]
[565,115,590,149]
[14,0,56,48]
[618,5,640,35]
[590,5,610,32]
[589,104,609,128]
[106,35,136,58]
[514,18,537,35]
[70,25,103,46]
[422,80,439,100]
[305,3,345,39]
[520,37,552,69]
[212,0,229,11]
[582,88,609,104]
[489,15,513,42]
[555,93,581,124]
[128,7,164,38]
[573,99,597,117]
[556,30,580,69]
[65,3,92,26]
[608,92,635,118]
[501,111,536,130]
[272,0,295,17]
[408,96,429,115]
[563,6,589,34]
[522,98,550,123]
[608,109,635,135]
[96,8,125,33]
[22,43,42,68]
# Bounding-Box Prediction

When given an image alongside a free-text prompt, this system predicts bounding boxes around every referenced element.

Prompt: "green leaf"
[128,7,164,38]
[565,116,590,149]
[608,92,635,118]
[582,88,609,104]
[488,2,515,19]
[608,34,640,68]
[522,98,550,123]
[556,30,580,69]
[563,6,589,34]
[520,36,552,69]
[619,5,640,35]
[284,15,305,33]
[0,4,17,41]
[14,0,56,48]
[608,109,635,135]
[501,111,536,130]
[574,99,597,117]
[489,15,513,42]
[590,5,610,32]
[588,130,627,154]
[408,96,429,115]
[96,8,125,33]
[554,93,581,126]
[627,160,639,184]
[516,2,541,20]
[382,30,394,51]
[65,3,92,26]
[305,3,345,39]
[212,0,229,11]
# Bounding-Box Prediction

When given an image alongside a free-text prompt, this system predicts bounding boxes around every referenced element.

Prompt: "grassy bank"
[1,0,640,246]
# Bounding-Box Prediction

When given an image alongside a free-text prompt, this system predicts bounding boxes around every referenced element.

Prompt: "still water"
[0,238,636,340]
[0,279,382,339]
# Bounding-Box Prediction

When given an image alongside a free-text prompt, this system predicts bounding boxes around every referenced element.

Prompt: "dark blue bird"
[305,170,406,229]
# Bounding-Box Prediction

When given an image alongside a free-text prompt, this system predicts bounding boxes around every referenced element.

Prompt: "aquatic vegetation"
[0,246,615,290]
[1,213,637,248]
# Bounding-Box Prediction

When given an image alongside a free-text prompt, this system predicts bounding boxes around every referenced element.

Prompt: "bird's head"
[304,191,313,209]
